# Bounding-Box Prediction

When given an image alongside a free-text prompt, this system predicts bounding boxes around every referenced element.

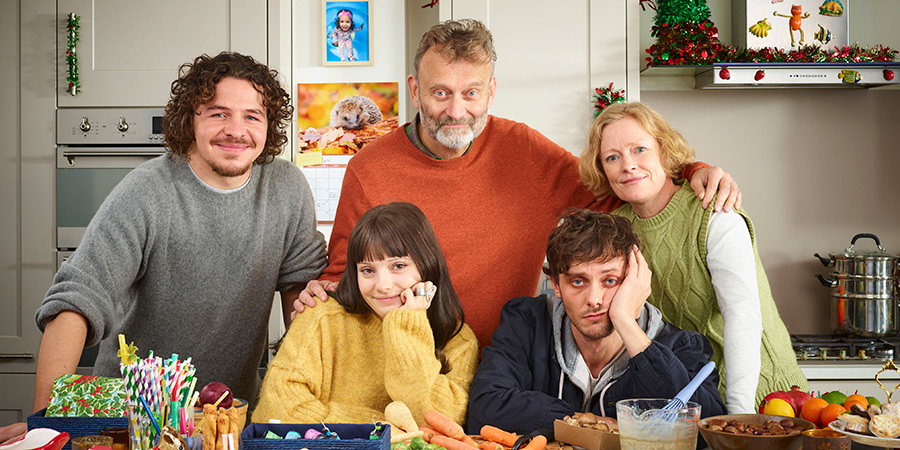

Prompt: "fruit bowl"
[698,414,815,450]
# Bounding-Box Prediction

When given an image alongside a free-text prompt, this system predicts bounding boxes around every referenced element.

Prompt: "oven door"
[56,147,165,249]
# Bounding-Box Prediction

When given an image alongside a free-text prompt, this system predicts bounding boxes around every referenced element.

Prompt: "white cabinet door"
[57,0,267,107]
[436,0,639,155]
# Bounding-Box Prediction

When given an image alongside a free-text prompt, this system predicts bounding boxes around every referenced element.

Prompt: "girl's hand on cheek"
[400,281,436,311]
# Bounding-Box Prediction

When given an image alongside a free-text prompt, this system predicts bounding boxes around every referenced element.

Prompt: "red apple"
[199,381,233,408]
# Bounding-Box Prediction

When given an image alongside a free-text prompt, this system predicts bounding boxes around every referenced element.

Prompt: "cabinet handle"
[0,353,35,359]
[63,151,166,166]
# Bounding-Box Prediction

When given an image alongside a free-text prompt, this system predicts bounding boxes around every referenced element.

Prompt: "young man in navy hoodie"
[467,210,725,435]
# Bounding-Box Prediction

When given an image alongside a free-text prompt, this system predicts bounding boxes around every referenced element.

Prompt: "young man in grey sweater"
[29,53,327,420]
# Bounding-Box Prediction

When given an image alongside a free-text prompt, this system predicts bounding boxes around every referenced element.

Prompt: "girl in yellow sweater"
[252,202,478,426]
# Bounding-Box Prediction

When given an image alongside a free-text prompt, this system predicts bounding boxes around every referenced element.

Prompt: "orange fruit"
[801,398,829,426]
[844,394,868,410]
[820,403,847,427]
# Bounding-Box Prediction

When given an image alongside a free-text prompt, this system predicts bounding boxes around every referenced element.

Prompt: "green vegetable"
[391,443,410,450]
[423,444,440,450]
[409,437,427,450]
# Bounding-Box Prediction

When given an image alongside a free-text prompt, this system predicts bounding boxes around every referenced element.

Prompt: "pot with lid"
[815,233,900,337]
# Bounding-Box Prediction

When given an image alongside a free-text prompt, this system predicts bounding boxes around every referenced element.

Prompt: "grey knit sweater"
[36,155,327,404]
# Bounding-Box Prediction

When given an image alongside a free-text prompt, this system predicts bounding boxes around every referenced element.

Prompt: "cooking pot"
[816,233,900,337]
[817,274,899,298]
[831,295,899,337]
[815,233,900,278]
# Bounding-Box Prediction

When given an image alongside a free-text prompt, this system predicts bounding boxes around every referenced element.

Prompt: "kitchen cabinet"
[1,0,56,418]
[405,0,640,154]
[57,0,267,107]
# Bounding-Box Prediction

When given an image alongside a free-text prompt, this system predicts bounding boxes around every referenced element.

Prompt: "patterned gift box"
[46,374,127,417]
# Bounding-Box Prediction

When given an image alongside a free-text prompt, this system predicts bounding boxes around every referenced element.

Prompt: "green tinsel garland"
[66,13,80,96]
[653,0,710,27]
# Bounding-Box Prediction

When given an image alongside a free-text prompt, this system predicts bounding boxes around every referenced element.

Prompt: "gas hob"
[791,334,900,362]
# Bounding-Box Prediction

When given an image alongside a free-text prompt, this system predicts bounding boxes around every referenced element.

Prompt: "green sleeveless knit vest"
[614,184,808,405]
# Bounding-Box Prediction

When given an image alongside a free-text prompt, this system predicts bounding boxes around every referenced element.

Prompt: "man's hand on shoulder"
[690,166,742,212]
[291,280,338,320]
[0,422,26,445]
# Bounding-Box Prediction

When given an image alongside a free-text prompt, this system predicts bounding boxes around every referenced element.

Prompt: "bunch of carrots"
[421,410,547,450]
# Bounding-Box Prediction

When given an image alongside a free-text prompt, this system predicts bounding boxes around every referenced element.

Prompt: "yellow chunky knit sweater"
[252,299,479,426]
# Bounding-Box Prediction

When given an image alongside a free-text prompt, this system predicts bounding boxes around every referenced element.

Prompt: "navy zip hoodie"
[466,295,726,435]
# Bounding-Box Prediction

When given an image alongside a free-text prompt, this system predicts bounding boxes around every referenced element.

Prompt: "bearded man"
[297,19,741,348]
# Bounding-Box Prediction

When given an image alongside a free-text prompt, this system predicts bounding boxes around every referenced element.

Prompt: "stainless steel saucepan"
[816,233,900,337]
[816,233,899,278]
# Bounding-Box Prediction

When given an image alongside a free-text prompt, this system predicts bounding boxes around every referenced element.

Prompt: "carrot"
[430,434,479,450]
[461,434,479,448]
[521,435,547,450]
[423,409,465,440]
[478,442,504,450]
[418,426,438,443]
[480,425,519,447]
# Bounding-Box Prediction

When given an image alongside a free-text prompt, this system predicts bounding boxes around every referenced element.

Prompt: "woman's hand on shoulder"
[399,281,436,312]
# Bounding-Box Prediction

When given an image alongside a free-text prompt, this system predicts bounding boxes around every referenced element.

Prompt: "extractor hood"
[694,63,900,88]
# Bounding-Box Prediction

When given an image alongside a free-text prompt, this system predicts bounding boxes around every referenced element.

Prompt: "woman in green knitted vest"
[577,102,807,414]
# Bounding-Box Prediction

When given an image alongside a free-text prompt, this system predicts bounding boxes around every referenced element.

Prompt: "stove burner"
[791,334,900,362]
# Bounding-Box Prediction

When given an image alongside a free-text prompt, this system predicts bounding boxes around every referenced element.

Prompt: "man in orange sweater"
[295,19,741,348]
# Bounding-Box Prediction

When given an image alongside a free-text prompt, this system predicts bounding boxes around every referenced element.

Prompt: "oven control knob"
[79,117,91,132]
[117,117,129,132]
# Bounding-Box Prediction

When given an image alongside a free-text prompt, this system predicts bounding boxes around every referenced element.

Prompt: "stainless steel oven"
[56,108,166,268]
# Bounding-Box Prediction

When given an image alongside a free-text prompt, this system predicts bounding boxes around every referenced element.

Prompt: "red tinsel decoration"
[646,21,897,65]
[593,83,627,116]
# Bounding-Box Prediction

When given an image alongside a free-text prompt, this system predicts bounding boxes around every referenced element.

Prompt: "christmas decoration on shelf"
[644,0,896,67]
[65,13,80,96]
[421,0,439,8]
[592,83,626,116]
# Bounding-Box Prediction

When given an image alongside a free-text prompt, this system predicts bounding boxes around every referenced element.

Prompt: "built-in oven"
[56,108,165,370]
[56,108,166,269]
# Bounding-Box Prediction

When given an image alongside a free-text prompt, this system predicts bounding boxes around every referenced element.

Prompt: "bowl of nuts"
[698,414,815,450]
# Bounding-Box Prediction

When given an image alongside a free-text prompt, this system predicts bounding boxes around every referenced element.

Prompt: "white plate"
[829,419,900,448]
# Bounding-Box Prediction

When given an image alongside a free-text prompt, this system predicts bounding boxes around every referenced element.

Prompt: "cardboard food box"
[553,419,619,450]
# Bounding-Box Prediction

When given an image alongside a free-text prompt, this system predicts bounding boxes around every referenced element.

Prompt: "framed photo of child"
[322,1,373,66]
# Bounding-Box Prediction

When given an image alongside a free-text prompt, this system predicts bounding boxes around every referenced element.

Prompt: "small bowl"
[698,414,815,450]
[801,428,851,450]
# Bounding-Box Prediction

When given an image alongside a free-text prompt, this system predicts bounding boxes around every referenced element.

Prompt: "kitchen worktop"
[798,360,900,380]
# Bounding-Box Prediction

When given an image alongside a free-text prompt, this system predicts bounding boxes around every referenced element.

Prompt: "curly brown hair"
[543,209,641,282]
[162,52,293,165]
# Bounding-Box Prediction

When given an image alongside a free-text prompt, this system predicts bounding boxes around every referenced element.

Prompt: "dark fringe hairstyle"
[334,202,464,374]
